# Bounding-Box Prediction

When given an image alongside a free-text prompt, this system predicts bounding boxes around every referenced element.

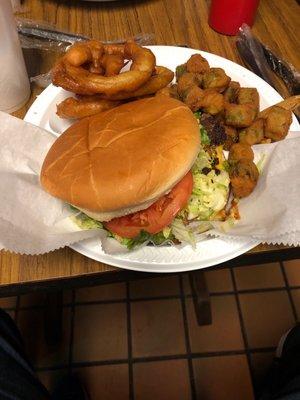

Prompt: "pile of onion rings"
[52,40,174,119]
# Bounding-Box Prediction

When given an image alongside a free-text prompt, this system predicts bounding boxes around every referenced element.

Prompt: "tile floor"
[1,259,300,399]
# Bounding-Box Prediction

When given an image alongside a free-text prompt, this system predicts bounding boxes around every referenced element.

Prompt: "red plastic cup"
[209,0,260,36]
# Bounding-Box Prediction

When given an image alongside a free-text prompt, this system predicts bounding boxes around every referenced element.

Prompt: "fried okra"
[225,103,256,128]
[223,81,241,103]
[169,84,180,99]
[156,84,180,100]
[264,106,292,141]
[223,126,238,151]
[229,159,259,198]
[186,54,210,74]
[175,64,187,81]
[239,118,265,145]
[156,86,172,97]
[198,89,224,115]
[177,72,202,97]
[237,88,259,116]
[228,143,254,162]
[183,86,204,111]
[202,68,231,92]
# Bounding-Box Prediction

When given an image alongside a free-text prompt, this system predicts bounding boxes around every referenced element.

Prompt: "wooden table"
[1,0,299,295]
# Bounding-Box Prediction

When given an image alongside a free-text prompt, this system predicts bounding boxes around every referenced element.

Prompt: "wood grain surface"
[1,0,299,288]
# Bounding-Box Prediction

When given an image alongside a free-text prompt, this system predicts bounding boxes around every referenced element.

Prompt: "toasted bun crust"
[41,96,200,221]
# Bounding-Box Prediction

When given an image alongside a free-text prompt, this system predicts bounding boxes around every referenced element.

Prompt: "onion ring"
[52,40,156,96]
[96,66,174,100]
[64,40,103,69]
[101,53,125,76]
[56,66,174,118]
[56,96,121,119]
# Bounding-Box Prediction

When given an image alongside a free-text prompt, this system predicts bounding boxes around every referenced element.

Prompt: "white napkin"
[0,111,299,255]
[0,112,102,254]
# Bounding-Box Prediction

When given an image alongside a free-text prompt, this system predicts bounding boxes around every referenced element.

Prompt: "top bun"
[41,96,201,221]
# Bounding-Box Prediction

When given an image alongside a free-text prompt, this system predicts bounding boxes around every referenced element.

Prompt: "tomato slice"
[105,171,193,238]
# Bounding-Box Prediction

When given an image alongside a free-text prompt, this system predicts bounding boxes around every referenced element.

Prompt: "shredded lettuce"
[186,169,230,220]
[112,230,175,250]
[191,148,212,173]
[182,149,230,221]
[70,206,103,230]
[195,221,213,234]
[194,111,201,120]
[171,219,196,248]
[200,126,211,146]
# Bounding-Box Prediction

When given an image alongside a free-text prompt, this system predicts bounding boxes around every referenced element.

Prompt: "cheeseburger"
[41,96,230,249]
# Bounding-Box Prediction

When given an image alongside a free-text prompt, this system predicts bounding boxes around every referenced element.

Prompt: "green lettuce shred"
[113,230,175,250]
[194,111,201,120]
[200,126,211,146]
[70,206,103,230]
[171,219,196,248]
[185,169,230,220]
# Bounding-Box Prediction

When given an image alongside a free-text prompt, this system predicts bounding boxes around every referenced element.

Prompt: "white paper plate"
[24,46,299,273]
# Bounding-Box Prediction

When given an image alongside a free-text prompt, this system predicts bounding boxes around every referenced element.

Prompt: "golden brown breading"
[225,103,256,128]
[183,86,204,112]
[177,72,202,97]
[264,106,292,141]
[223,81,241,103]
[186,54,210,74]
[237,88,259,116]
[223,126,238,151]
[239,118,265,145]
[228,143,254,162]
[198,89,224,115]
[229,159,259,198]
[202,68,231,92]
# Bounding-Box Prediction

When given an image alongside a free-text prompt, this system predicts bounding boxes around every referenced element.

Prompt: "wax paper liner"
[207,230,300,248]
[0,112,105,255]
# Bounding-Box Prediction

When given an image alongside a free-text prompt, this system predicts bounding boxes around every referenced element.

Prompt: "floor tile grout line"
[178,275,197,400]
[36,359,129,372]
[126,282,134,400]
[68,289,76,373]
[230,268,256,392]
[13,285,300,312]
[35,347,278,372]
[249,347,276,354]
[208,287,290,295]
[279,261,298,322]
[133,350,245,362]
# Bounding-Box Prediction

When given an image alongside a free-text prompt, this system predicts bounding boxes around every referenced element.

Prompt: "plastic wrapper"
[17,17,89,51]
[237,24,300,96]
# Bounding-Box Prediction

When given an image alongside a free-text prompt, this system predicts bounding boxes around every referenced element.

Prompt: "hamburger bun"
[41,96,201,221]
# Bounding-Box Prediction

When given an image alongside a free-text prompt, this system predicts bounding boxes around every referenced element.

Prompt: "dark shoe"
[259,325,300,400]
[51,374,89,400]
[276,325,300,360]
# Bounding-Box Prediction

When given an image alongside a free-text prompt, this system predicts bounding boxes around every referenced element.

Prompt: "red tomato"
[105,171,193,238]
